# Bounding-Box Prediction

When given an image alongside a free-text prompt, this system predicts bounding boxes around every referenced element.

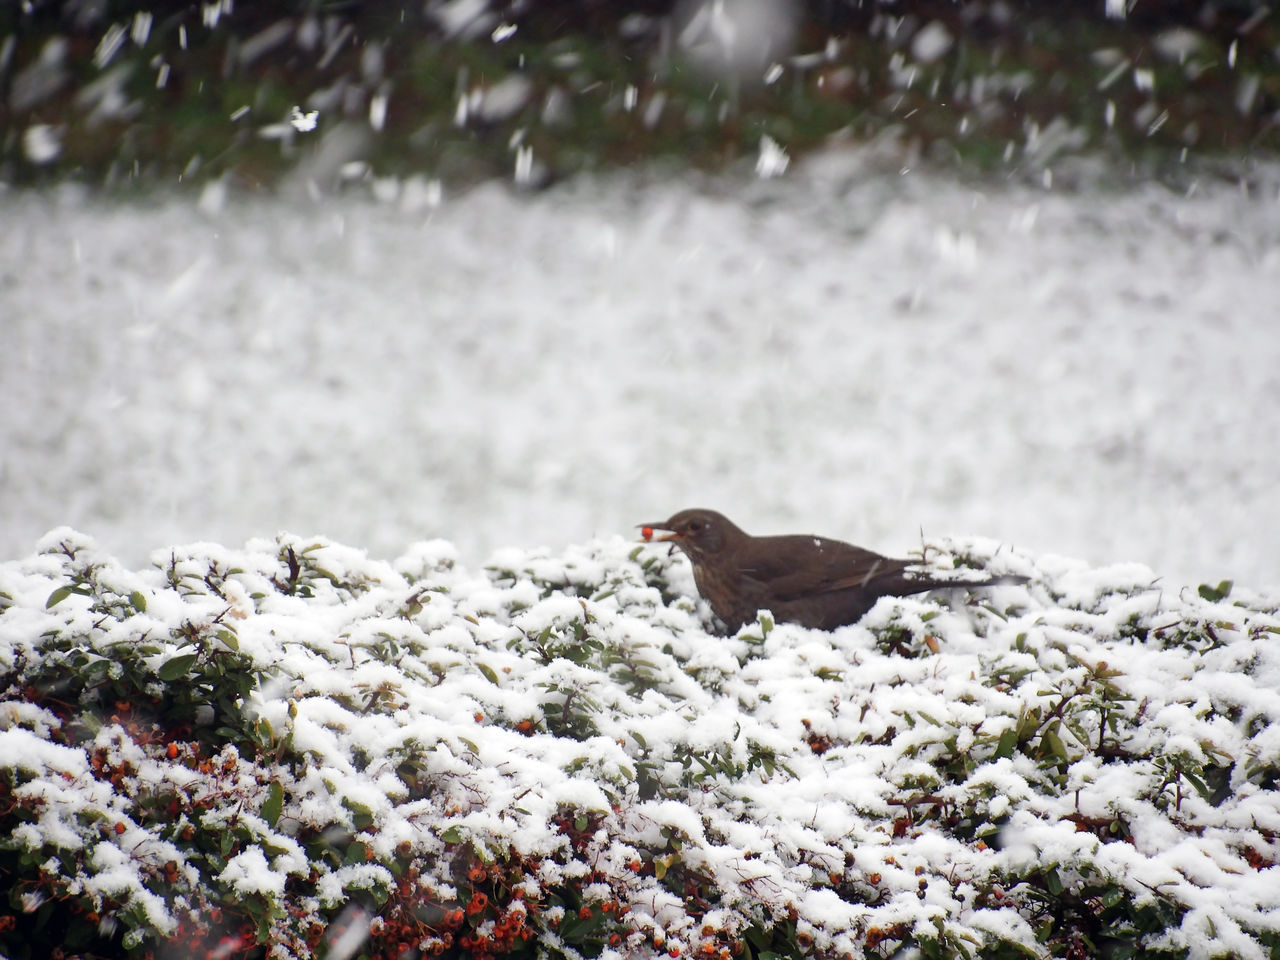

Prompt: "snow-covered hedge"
[1,529,1278,960]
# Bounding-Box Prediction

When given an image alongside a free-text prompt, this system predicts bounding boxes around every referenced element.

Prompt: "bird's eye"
[689,520,703,532]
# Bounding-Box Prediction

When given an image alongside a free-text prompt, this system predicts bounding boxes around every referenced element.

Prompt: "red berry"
[641,527,654,542]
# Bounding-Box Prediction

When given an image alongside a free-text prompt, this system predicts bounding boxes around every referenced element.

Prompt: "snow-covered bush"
[1,529,1278,960]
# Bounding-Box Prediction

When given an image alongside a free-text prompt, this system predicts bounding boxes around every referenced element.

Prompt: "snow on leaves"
[0,528,1278,959]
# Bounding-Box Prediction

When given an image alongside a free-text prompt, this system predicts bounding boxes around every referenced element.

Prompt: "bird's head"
[640,509,743,561]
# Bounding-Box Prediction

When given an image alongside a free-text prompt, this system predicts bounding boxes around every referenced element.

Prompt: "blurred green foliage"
[1,2,1277,189]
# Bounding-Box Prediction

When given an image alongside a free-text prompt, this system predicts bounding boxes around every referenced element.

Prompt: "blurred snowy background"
[2,1,1279,590]
[3,164,1278,589]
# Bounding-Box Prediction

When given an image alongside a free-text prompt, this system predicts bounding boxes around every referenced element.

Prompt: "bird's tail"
[909,573,1030,591]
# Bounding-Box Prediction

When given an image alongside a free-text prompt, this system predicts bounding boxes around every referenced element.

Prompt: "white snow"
[4,525,1271,954]
[1,162,1279,956]
[911,21,954,64]
[2,165,1277,594]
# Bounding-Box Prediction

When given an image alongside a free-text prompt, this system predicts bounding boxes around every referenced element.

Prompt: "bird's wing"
[735,535,916,602]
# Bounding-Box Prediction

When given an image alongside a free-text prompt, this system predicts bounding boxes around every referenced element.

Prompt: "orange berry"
[579,906,593,920]
[114,822,126,835]
[166,743,179,759]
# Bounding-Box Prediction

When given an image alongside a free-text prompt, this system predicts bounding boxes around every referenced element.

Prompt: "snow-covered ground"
[3,528,1279,956]
[2,161,1278,590]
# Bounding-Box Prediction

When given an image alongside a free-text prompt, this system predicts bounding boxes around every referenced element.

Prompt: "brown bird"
[641,508,1026,632]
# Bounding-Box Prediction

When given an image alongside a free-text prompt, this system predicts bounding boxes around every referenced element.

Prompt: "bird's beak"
[638,523,680,543]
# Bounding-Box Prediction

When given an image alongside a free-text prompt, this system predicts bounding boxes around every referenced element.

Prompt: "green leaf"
[45,585,74,608]
[1181,769,1212,800]
[1017,708,1042,741]
[158,653,200,682]
[262,781,284,827]
[32,900,54,933]
[745,926,770,951]
[344,841,369,865]
[440,825,465,844]
[1044,867,1064,896]
[476,662,500,685]
[129,590,148,612]
[1041,724,1070,764]
[994,728,1018,760]
[1198,580,1232,602]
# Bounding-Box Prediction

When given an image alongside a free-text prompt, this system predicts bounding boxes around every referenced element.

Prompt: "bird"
[639,508,1027,632]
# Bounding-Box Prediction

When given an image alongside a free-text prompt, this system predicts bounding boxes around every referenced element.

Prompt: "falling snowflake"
[755,134,789,178]
[289,106,319,133]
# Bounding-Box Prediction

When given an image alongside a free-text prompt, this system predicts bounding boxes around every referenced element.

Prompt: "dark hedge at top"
[6,0,1276,32]
[2,0,1277,190]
